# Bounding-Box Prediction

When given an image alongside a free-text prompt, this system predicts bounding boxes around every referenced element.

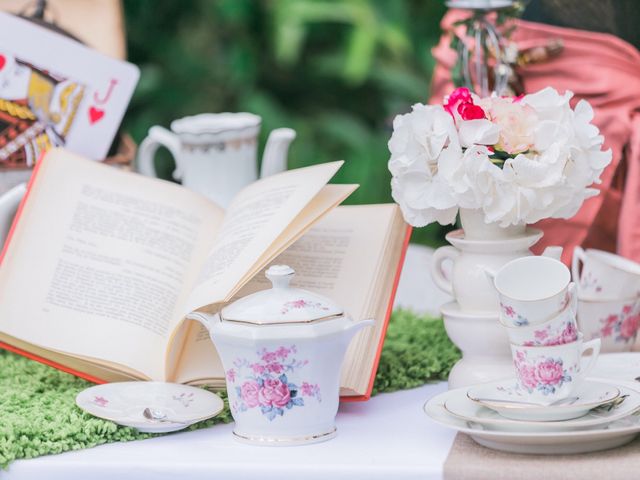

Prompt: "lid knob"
[266,265,295,289]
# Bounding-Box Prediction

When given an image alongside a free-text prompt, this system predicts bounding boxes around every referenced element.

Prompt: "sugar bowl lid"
[220,265,344,325]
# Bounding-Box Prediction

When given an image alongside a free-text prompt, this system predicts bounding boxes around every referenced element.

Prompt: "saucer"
[76,381,224,433]
[424,388,640,455]
[445,383,639,432]
[467,379,620,421]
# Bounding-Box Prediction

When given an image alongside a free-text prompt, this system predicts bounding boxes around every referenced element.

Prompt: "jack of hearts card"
[0,12,139,168]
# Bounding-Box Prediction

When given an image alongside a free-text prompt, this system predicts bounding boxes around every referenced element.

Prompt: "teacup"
[510,335,600,405]
[577,297,640,353]
[572,247,640,300]
[504,303,578,347]
[493,256,574,327]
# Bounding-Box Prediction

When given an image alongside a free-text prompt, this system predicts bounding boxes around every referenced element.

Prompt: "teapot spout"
[185,311,216,333]
[260,128,296,178]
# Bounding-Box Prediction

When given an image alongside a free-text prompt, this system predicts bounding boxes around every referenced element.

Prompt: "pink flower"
[259,379,291,408]
[502,304,516,318]
[240,381,260,408]
[601,324,614,337]
[443,87,472,117]
[93,396,108,407]
[261,351,278,363]
[534,328,548,341]
[251,363,265,375]
[226,369,236,383]
[479,96,537,154]
[623,304,633,315]
[516,363,538,390]
[457,102,486,120]
[301,382,318,396]
[620,314,639,339]
[266,362,284,374]
[535,359,564,386]
[289,300,308,309]
[561,322,578,344]
[276,346,291,359]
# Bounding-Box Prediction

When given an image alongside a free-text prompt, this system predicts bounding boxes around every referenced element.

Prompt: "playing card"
[0,12,139,168]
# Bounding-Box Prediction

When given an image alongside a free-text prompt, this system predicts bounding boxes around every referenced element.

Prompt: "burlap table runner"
[443,433,640,480]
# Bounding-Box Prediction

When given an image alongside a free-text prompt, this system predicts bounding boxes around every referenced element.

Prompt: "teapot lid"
[220,265,343,325]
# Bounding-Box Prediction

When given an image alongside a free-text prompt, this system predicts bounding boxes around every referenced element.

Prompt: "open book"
[0,149,409,400]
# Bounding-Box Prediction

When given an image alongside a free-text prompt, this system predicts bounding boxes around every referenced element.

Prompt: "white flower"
[457,119,501,148]
[387,87,612,228]
[388,104,461,225]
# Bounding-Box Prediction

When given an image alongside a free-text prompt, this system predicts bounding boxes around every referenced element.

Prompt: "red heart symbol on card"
[0,55,5,71]
[88,106,104,124]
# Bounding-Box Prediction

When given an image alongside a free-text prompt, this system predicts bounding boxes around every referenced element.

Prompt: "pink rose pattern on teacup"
[523,321,578,347]
[500,302,529,326]
[597,303,640,344]
[513,350,572,395]
[226,345,321,421]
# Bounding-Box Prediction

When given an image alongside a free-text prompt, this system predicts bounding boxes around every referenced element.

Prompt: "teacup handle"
[430,246,458,296]
[571,246,586,285]
[137,126,183,181]
[578,338,601,380]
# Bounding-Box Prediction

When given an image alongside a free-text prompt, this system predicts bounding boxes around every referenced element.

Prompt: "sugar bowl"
[187,265,373,445]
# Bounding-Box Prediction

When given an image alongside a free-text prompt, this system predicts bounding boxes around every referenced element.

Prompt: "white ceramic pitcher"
[137,113,296,207]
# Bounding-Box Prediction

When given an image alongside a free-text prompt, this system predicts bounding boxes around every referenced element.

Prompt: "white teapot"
[137,113,295,208]
[187,265,373,445]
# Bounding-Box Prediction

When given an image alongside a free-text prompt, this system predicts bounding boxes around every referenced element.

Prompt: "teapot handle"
[430,246,458,296]
[137,126,183,181]
[0,183,26,251]
[260,128,295,178]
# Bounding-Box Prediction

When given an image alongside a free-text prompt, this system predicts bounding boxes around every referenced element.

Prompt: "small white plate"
[424,388,640,455]
[445,383,639,432]
[466,379,620,421]
[76,381,224,433]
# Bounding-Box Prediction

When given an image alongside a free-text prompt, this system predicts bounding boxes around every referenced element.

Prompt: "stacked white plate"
[424,353,640,454]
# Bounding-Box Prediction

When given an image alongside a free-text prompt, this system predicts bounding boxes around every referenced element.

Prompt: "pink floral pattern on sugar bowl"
[523,321,578,347]
[280,299,330,315]
[500,302,529,326]
[513,350,573,395]
[226,345,321,421]
[598,304,640,344]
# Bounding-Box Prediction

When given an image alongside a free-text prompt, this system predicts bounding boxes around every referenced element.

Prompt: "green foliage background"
[122,0,449,246]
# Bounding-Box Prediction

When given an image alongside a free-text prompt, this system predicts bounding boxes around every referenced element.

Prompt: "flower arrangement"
[388,87,612,227]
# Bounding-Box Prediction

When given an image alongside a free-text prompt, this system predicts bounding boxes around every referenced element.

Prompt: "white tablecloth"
[6,383,455,480]
[6,244,456,479]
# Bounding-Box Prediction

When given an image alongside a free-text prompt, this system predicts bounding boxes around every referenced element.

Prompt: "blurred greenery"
[122,0,450,246]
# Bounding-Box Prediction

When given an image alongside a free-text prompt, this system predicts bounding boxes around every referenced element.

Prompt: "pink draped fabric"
[430,11,640,264]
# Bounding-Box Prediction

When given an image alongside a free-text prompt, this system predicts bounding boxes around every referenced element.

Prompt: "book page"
[184,161,347,312]
[167,184,357,382]
[0,149,223,380]
[172,204,406,393]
